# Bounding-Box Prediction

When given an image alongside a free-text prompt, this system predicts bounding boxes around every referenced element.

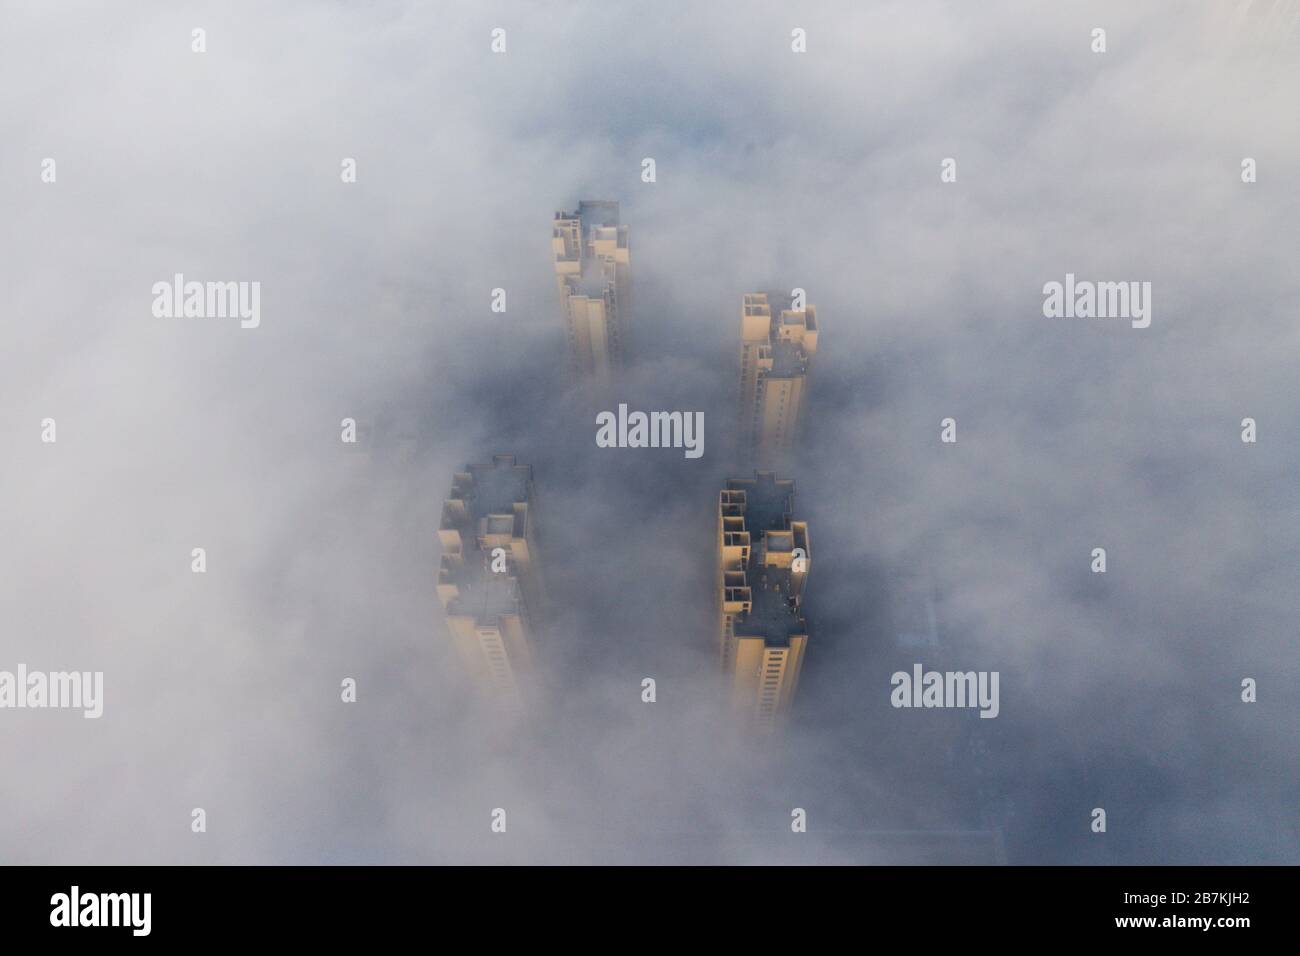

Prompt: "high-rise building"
[717,472,812,732]
[553,201,632,377]
[437,455,544,706]
[738,292,818,467]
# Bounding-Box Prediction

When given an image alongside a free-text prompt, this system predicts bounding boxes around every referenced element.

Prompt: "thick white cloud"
[0,0,1295,863]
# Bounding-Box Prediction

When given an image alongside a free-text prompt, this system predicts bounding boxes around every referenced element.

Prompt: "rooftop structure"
[437,455,544,705]
[553,201,632,377]
[717,472,812,732]
[738,292,819,467]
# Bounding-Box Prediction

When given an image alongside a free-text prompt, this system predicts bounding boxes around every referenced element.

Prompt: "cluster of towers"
[436,201,819,732]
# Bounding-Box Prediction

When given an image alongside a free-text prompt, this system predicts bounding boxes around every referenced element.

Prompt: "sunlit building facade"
[553,201,632,377]
[738,292,818,467]
[717,471,812,732]
[437,455,544,707]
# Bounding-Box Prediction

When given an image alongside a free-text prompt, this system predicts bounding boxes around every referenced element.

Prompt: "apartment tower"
[717,472,812,732]
[553,201,632,377]
[738,292,818,467]
[437,455,544,707]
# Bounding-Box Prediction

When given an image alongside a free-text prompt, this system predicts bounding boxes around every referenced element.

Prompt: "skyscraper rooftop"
[449,456,534,540]
[718,472,812,729]
[553,201,632,376]
[573,199,620,231]
[723,473,807,646]
[440,476,530,623]
[737,292,819,466]
[744,566,804,646]
[731,470,794,536]
[437,456,543,704]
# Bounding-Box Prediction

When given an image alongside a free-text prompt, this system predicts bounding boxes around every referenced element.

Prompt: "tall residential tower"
[553,201,632,377]
[738,292,818,467]
[717,472,812,732]
[437,455,544,707]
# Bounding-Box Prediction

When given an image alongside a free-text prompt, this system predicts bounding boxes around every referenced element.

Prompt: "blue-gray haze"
[0,0,1295,864]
